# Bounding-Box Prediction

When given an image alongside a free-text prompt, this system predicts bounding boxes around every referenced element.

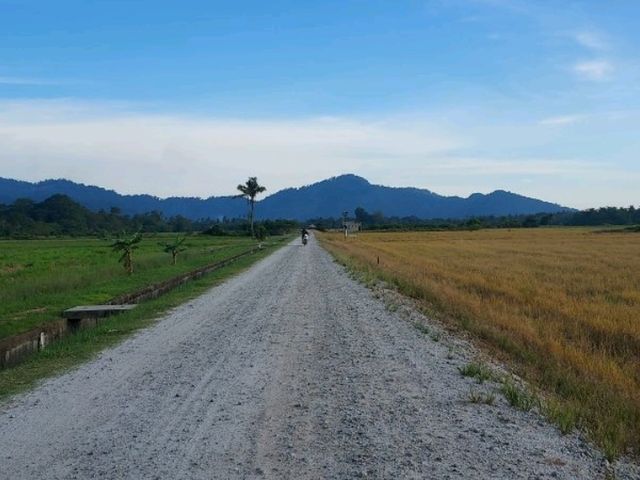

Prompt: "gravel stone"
[0,236,638,479]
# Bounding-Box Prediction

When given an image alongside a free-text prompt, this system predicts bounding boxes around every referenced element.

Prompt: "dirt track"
[0,236,637,479]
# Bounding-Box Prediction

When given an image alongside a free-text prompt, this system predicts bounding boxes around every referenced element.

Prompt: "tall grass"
[320,228,640,459]
[0,235,258,339]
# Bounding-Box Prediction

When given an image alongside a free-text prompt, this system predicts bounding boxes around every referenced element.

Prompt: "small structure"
[63,304,137,331]
[343,221,361,238]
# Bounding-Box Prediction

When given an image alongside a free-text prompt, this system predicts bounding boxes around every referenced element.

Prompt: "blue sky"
[1,0,639,208]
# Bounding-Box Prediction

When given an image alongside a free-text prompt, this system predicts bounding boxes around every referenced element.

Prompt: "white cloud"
[574,31,608,51]
[573,60,613,81]
[0,99,637,209]
[0,100,461,198]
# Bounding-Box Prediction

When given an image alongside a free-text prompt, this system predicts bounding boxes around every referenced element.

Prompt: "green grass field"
[0,234,263,340]
[0,238,287,400]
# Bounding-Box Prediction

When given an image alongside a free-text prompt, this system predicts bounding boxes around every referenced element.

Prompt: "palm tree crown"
[236,177,266,238]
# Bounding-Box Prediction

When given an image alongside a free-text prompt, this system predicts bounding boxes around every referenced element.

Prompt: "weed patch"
[501,381,537,411]
[459,362,494,383]
[414,322,430,335]
[468,389,496,405]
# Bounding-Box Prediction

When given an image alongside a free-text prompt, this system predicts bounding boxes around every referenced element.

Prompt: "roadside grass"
[414,322,430,335]
[0,239,287,402]
[319,228,640,459]
[459,362,494,384]
[501,381,538,412]
[0,234,258,340]
[468,389,496,405]
[544,398,579,435]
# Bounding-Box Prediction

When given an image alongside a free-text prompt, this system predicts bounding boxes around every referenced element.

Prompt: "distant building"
[343,221,361,237]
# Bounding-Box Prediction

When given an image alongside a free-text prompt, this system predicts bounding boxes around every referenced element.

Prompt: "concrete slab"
[62,304,137,319]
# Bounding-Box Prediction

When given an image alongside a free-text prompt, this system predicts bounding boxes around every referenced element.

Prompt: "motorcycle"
[302,233,309,245]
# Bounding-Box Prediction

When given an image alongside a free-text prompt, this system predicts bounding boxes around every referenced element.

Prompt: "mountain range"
[0,175,571,220]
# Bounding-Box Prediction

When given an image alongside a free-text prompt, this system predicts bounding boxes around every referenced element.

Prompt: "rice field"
[320,228,640,458]
[0,234,260,340]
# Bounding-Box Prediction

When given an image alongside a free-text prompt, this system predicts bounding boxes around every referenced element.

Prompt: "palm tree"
[111,232,142,274]
[236,177,266,238]
[160,235,187,265]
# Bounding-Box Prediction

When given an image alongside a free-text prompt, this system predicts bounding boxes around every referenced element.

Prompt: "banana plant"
[161,235,187,265]
[111,231,142,274]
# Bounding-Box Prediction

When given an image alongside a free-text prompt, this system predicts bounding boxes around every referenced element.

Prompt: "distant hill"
[0,177,244,220]
[260,175,571,219]
[0,175,571,220]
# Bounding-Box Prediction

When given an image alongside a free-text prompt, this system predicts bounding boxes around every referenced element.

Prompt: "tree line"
[309,205,640,231]
[0,194,298,238]
[2,191,637,239]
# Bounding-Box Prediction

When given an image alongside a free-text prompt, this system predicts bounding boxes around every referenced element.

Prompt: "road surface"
[0,236,636,479]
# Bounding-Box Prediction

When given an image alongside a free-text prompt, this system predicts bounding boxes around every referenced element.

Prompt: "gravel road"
[1,236,637,479]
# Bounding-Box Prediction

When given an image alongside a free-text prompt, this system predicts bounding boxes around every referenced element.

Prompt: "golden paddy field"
[320,228,640,458]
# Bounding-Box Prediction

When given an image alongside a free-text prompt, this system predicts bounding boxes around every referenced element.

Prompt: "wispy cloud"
[539,114,584,126]
[573,31,608,51]
[1,98,637,208]
[402,157,603,176]
[0,76,76,86]
[0,99,461,198]
[569,31,616,82]
[573,60,613,81]
[466,3,619,84]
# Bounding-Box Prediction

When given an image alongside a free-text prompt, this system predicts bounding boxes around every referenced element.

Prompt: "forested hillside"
[0,195,297,237]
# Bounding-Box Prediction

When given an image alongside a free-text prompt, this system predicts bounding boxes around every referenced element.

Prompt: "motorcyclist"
[301,228,309,245]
